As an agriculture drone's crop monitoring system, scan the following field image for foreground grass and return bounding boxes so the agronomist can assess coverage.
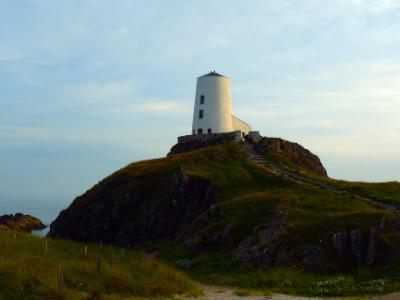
[0,231,200,300]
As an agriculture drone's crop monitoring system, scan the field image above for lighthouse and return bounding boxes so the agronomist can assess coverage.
[192,71,251,136]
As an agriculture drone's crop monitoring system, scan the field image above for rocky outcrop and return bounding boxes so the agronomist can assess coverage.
[49,169,215,247]
[234,203,294,267]
[0,213,46,232]
[235,212,400,271]
[179,213,235,252]
[233,204,325,272]
[169,134,328,177]
[254,137,328,177]
[331,217,400,267]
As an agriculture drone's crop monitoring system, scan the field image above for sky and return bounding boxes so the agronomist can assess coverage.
[0,0,399,208]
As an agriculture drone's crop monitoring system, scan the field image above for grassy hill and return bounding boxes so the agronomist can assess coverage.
[43,140,400,297]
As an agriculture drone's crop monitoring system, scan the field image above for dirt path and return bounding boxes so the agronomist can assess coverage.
[242,143,400,212]
[175,284,400,300]
[179,284,317,299]
[191,285,400,299]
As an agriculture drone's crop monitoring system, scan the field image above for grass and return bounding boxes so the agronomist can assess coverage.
[0,231,200,300]
[173,144,385,247]
[326,180,400,206]
[172,144,394,253]
[153,242,400,297]
[259,145,400,207]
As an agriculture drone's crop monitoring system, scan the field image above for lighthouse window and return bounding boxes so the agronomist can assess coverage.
[198,128,203,134]
[200,95,205,104]
[208,128,212,134]
[199,109,204,119]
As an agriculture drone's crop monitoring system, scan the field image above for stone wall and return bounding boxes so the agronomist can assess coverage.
[177,131,242,144]
[169,131,242,156]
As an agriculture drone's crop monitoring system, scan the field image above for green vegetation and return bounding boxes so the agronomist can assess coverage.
[152,242,400,297]
[326,180,400,206]
[0,231,200,300]
[262,149,315,176]
[170,143,393,254]
[260,146,400,206]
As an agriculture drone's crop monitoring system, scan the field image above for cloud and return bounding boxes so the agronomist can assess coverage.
[62,80,136,103]
[0,54,20,61]
[232,58,400,166]
[96,100,191,116]
[369,0,400,12]
[349,0,400,13]
[0,124,170,147]
[60,80,191,117]
[0,48,22,61]
[135,101,190,113]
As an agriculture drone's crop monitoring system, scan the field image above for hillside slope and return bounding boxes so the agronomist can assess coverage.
[49,139,400,274]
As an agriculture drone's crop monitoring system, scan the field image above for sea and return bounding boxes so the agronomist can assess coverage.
[0,200,68,236]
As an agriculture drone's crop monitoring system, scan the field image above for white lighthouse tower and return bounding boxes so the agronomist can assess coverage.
[192,71,251,135]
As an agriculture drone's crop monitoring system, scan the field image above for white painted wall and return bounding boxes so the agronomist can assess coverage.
[232,115,252,135]
[192,73,234,134]
[191,72,252,136]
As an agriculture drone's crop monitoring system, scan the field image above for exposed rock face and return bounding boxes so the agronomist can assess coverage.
[234,210,400,271]
[234,204,294,267]
[49,169,215,246]
[179,213,235,252]
[332,231,349,256]
[0,213,46,232]
[254,137,328,177]
[233,204,325,272]
[331,217,400,266]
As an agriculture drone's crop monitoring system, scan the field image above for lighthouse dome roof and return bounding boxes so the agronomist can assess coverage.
[198,71,228,79]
